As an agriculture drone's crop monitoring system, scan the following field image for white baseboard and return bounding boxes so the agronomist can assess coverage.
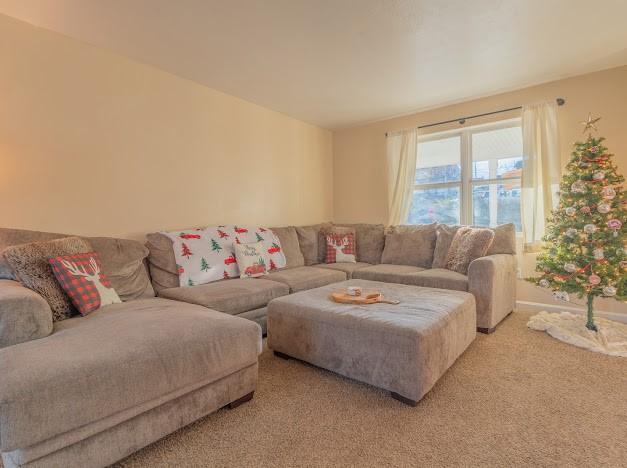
[516,301,627,324]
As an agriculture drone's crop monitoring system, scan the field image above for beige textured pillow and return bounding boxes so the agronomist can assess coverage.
[3,236,92,321]
[381,230,437,268]
[445,227,495,275]
[432,225,461,268]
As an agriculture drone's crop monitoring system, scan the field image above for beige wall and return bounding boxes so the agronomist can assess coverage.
[333,65,627,315]
[0,15,333,240]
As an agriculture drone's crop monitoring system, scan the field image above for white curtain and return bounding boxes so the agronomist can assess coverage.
[521,102,561,252]
[386,129,418,225]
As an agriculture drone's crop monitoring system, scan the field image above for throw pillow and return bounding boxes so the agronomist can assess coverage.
[2,236,92,321]
[325,233,356,263]
[233,242,269,278]
[486,223,517,255]
[49,252,121,315]
[320,226,355,263]
[381,230,437,268]
[445,227,495,274]
[432,225,461,268]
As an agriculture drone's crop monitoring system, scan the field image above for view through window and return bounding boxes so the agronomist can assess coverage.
[407,120,522,231]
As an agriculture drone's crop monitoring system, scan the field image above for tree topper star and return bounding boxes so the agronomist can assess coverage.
[581,113,601,134]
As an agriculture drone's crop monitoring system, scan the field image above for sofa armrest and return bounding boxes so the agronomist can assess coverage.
[0,280,53,348]
[467,254,517,331]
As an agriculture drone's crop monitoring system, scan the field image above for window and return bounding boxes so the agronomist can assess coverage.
[407,119,522,231]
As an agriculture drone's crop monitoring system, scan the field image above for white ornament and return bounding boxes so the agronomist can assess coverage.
[564,263,577,273]
[593,248,604,260]
[539,279,550,288]
[592,171,605,181]
[565,228,578,238]
[565,207,577,216]
[583,224,597,234]
[553,291,570,302]
[597,203,611,214]
[601,187,616,199]
[571,180,586,193]
[602,286,616,297]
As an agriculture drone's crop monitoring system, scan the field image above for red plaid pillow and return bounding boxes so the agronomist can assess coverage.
[49,252,121,315]
[325,233,356,263]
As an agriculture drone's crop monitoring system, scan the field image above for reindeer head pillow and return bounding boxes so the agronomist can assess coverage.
[49,252,121,316]
[325,232,356,264]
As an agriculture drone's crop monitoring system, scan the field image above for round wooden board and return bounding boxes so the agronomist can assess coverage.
[330,292,383,305]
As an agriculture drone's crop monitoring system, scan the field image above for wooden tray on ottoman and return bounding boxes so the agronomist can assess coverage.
[330,291,400,305]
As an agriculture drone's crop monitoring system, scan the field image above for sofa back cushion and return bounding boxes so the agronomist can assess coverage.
[3,237,92,321]
[381,228,437,268]
[145,232,180,292]
[486,223,516,255]
[0,228,154,300]
[334,223,385,264]
[269,226,304,268]
[432,224,461,268]
[295,223,332,266]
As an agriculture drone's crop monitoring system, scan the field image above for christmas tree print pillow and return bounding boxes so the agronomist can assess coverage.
[233,241,269,278]
[231,226,287,271]
[49,252,121,316]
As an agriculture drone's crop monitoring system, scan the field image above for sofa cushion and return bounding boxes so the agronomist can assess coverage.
[159,278,288,315]
[410,268,469,291]
[0,228,66,280]
[295,223,332,266]
[145,232,180,291]
[269,227,304,268]
[336,223,385,264]
[264,266,346,293]
[486,223,517,255]
[386,223,437,234]
[352,264,426,284]
[381,230,437,268]
[3,237,92,321]
[87,237,155,300]
[0,228,155,300]
[0,298,261,452]
[315,262,372,279]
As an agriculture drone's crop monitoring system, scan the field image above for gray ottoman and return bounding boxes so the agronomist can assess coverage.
[267,279,476,405]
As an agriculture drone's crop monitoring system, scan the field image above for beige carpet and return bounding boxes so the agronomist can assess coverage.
[113,311,627,467]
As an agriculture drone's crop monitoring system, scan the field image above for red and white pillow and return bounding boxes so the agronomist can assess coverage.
[49,252,121,315]
[163,225,286,287]
[233,242,269,278]
[325,233,356,263]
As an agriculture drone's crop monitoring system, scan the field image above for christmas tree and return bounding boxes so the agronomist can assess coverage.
[181,243,193,259]
[527,115,626,331]
[210,238,222,252]
[256,232,264,242]
[200,257,210,272]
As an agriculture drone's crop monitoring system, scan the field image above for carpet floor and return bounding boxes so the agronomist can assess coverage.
[114,310,627,467]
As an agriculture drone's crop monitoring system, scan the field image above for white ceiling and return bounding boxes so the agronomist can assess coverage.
[2,0,627,129]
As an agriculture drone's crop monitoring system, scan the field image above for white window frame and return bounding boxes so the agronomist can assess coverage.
[413,118,522,227]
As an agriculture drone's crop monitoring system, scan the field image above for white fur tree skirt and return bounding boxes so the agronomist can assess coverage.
[527,311,627,357]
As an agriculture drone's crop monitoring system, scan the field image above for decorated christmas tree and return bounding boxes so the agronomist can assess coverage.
[527,115,626,331]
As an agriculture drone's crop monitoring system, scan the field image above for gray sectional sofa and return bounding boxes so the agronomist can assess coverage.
[0,221,516,467]
[146,222,517,334]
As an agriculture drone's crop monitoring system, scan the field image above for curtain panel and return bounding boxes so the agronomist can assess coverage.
[521,102,561,253]
[386,129,418,225]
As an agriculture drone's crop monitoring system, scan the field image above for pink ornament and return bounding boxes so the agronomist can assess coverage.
[580,206,591,214]
[588,275,601,285]
[601,187,616,199]
[590,146,599,153]
[607,219,622,230]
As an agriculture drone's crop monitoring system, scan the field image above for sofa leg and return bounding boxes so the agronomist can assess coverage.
[391,392,418,407]
[477,310,513,334]
[227,391,254,410]
[274,350,291,360]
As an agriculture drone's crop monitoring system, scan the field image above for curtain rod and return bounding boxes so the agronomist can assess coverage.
[385,97,565,136]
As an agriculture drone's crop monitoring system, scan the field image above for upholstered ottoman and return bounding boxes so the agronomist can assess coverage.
[267,279,476,405]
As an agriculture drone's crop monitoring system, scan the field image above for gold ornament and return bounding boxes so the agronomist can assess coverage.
[581,113,601,134]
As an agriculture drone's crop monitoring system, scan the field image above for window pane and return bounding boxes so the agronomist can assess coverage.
[472,180,521,231]
[408,186,460,225]
[416,135,461,184]
[472,126,522,180]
